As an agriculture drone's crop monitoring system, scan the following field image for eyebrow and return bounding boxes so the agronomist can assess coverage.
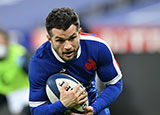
[55,33,76,40]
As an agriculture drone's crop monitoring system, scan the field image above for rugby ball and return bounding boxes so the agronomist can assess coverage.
[46,73,89,113]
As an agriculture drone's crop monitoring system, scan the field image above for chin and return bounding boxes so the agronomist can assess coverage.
[64,58,73,61]
[63,56,74,61]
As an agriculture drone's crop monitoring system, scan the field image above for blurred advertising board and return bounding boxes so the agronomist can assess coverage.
[91,25,160,54]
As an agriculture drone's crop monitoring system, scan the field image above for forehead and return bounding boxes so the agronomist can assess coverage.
[51,25,77,38]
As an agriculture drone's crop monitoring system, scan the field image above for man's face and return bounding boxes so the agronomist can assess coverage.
[47,24,80,61]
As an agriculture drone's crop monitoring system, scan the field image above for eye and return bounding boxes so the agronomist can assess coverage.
[56,39,65,43]
[69,36,76,41]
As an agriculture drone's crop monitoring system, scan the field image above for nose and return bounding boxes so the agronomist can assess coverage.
[64,40,72,50]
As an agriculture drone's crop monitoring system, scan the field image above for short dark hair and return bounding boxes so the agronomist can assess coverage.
[45,7,80,37]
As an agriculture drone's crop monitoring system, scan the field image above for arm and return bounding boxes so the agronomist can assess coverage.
[29,82,88,115]
[92,42,123,114]
[29,59,68,115]
[70,79,122,115]
[91,79,123,114]
[29,59,88,115]
[30,101,67,115]
[29,57,67,115]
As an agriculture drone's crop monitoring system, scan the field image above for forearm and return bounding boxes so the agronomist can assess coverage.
[91,79,123,114]
[30,101,68,115]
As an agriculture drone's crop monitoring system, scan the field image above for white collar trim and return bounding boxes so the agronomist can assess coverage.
[51,44,81,63]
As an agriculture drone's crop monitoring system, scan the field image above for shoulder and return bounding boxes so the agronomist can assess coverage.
[32,41,51,59]
[80,32,112,52]
[80,32,109,47]
[80,33,115,62]
[29,41,52,71]
[29,41,59,76]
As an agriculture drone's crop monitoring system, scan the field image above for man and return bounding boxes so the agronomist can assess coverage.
[29,8,123,115]
[0,29,29,115]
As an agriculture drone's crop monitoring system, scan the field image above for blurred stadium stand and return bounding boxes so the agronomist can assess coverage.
[0,0,160,31]
[1,0,160,114]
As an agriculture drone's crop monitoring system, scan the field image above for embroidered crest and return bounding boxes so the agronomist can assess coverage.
[85,59,97,71]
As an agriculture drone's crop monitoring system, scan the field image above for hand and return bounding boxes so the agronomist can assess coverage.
[70,106,94,115]
[60,82,88,109]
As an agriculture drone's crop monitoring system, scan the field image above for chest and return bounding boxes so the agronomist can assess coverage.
[61,57,98,87]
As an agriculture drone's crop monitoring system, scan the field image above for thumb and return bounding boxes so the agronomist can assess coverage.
[85,106,94,112]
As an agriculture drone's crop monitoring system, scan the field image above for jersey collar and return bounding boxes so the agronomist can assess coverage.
[51,44,81,63]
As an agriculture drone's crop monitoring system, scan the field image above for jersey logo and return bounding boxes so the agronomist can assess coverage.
[85,59,97,71]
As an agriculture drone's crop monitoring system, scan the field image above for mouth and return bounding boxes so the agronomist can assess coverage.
[63,51,74,57]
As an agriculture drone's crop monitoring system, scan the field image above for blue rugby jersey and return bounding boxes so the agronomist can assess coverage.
[29,32,123,115]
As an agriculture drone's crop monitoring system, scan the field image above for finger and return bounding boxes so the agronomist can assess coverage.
[78,92,88,104]
[72,84,81,93]
[79,97,88,105]
[76,87,86,97]
[61,82,68,91]
[78,90,88,100]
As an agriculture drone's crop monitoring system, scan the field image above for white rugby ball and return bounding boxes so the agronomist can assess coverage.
[46,73,89,113]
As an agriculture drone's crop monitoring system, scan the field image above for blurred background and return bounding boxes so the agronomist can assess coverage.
[0,0,160,115]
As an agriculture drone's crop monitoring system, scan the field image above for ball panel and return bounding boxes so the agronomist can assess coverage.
[46,85,59,103]
[56,78,78,91]
[46,75,60,98]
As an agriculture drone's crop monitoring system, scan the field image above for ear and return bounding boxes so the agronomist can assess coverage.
[79,27,82,33]
[46,34,51,43]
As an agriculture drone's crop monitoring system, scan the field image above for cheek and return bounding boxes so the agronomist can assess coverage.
[53,44,59,50]
[74,39,79,48]
[53,43,63,53]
